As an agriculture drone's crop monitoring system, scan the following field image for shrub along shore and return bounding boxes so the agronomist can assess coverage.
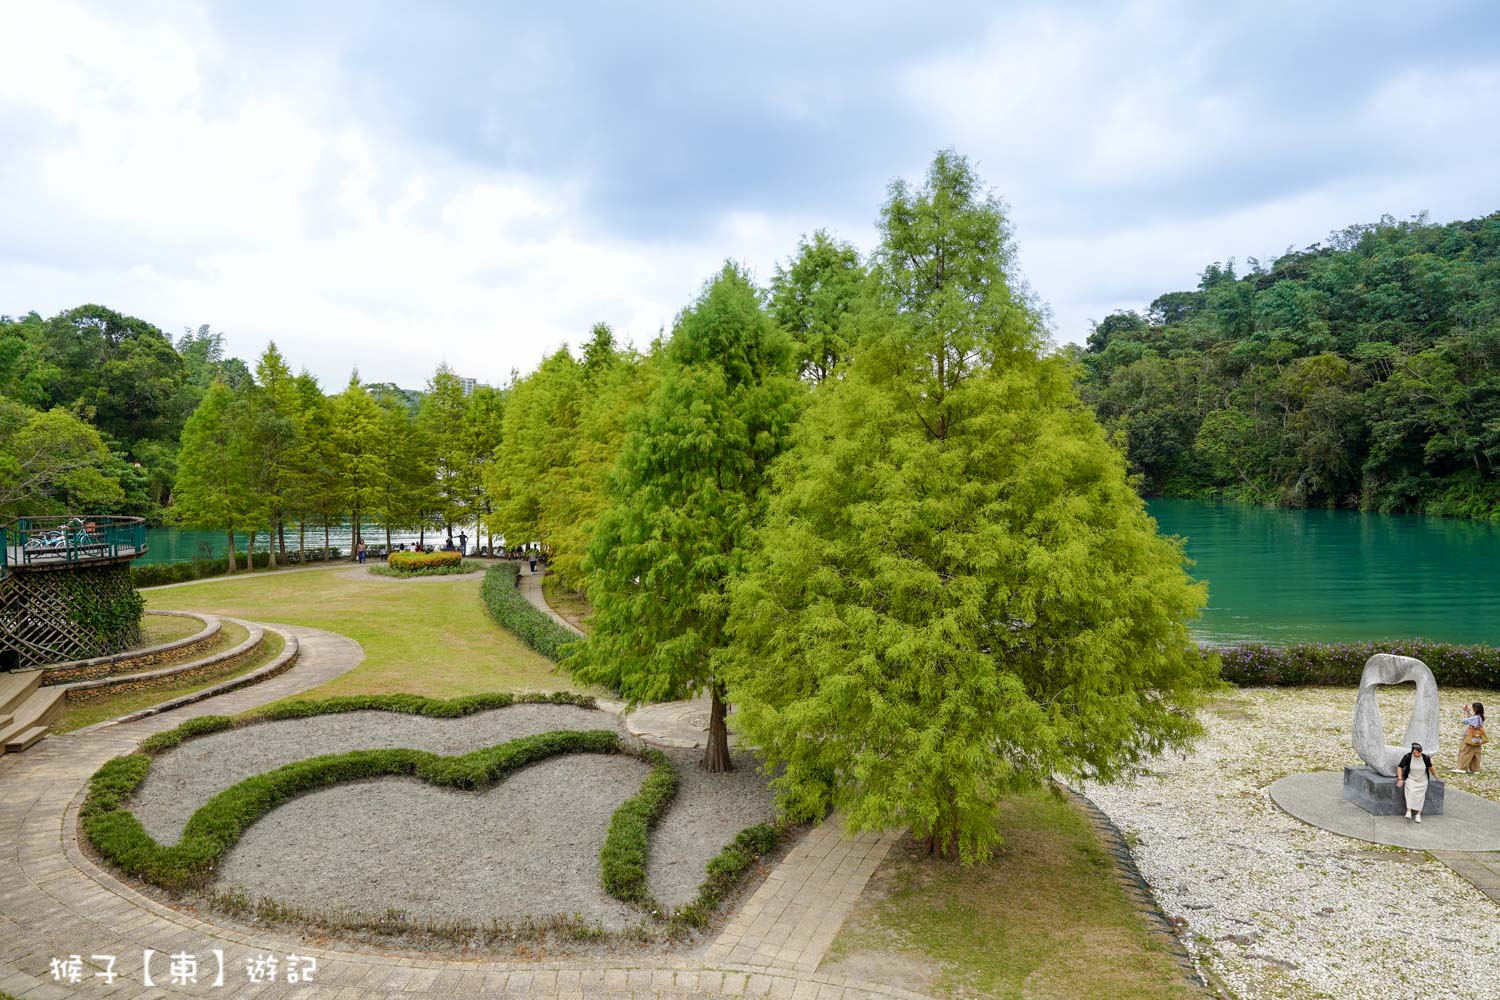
[1215,638,1500,687]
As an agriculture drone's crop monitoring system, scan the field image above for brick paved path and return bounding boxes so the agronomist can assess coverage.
[0,623,928,1000]
[706,824,901,975]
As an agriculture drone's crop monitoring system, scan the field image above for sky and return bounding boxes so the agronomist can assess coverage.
[2,0,1498,390]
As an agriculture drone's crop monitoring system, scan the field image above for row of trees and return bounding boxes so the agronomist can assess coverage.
[494,151,1215,860]
[1078,211,1500,517]
[171,357,501,568]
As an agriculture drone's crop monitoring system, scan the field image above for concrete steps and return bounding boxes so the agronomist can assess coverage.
[0,669,42,715]
[0,684,65,754]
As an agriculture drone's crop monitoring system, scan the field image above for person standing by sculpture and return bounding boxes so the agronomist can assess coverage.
[1396,742,1435,822]
[1454,702,1486,774]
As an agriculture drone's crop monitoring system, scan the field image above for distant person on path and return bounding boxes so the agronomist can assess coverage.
[1454,702,1486,774]
[1396,742,1435,822]
[459,531,467,555]
[529,551,538,574]
[356,540,367,564]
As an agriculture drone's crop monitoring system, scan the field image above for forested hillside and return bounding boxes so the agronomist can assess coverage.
[0,306,249,520]
[1078,212,1500,518]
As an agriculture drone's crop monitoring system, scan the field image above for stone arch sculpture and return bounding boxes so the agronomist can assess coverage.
[1352,653,1439,777]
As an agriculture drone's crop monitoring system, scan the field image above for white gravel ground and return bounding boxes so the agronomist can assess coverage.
[1083,686,1500,1000]
[216,756,651,930]
[128,703,777,930]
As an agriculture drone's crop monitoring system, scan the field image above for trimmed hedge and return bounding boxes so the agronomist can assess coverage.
[85,727,619,891]
[481,563,580,661]
[669,823,781,932]
[388,550,463,571]
[599,747,678,909]
[132,548,343,588]
[370,558,482,578]
[1219,639,1500,687]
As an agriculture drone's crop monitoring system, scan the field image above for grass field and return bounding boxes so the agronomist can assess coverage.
[142,563,585,700]
[822,791,1199,999]
[53,630,285,733]
[136,612,206,646]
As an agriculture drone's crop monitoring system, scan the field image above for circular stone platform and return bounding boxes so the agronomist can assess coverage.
[1270,771,1500,851]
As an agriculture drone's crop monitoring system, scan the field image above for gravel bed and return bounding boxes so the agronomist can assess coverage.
[131,704,621,843]
[216,756,650,931]
[1083,685,1500,1000]
[648,748,778,908]
[126,703,779,933]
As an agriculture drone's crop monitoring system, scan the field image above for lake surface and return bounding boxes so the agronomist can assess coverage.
[1147,498,1500,646]
[138,525,481,565]
[142,502,1500,646]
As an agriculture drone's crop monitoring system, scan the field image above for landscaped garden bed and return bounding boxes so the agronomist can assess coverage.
[83,693,781,952]
[369,551,485,577]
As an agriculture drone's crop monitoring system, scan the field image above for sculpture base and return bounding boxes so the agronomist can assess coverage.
[1343,765,1444,816]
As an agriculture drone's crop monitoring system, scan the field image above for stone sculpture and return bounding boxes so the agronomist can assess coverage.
[1351,653,1440,776]
[1344,653,1445,815]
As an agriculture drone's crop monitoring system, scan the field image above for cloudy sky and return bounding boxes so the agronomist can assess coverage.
[2,1,1497,389]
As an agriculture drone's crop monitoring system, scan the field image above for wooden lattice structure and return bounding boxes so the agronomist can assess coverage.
[1,516,148,669]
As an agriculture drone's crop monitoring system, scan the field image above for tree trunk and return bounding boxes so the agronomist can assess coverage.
[246,529,257,571]
[323,519,331,562]
[385,525,391,552]
[266,524,277,569]
[351,506,360,561]
[278,519,287,559]
[702,684,733,774]
[299,520,306,563]
[226,530,237,573]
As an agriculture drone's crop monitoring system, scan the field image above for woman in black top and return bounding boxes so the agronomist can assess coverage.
[1395,742,1435,822]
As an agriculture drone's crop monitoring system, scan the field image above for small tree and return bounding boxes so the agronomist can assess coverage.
[568,264,802,772]
[725,151,1217,860]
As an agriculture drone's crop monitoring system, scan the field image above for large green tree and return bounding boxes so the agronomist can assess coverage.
[569,265,802,772]
[725,151,1216,860]
[170,382,256,571]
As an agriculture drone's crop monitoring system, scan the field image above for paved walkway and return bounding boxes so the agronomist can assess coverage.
[706,823,901,975]
[517,564,585,637]
[0,622,929,999]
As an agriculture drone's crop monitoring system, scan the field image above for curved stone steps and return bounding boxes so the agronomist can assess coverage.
[39,611,221,686]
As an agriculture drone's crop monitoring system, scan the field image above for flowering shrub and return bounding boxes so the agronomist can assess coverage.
[387,550,463,572]
[1218,639,1500,688]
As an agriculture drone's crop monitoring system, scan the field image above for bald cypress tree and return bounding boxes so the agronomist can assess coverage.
[725,151,1216,858]
[569,263,802,772]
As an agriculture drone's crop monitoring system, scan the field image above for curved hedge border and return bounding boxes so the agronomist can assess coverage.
[599,747,678,909]
[481,563,579,661]
[83,689,784,939]
[1219,639,1500,687]
[85,729,619,891]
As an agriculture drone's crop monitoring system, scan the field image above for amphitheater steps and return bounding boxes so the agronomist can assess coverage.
[0,684,65,754]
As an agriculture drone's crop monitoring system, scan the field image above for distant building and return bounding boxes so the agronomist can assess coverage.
[457,376,479,396]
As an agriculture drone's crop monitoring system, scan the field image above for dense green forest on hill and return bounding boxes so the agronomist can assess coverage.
[1077,212,1500,518]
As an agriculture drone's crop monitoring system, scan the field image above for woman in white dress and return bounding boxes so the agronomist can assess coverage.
[1396,742,1434,822]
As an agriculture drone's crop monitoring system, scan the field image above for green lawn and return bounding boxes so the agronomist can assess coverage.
[142,564,585,700]
[53,630,284,733]
[137,611,207,646]
[823,790,1199,999]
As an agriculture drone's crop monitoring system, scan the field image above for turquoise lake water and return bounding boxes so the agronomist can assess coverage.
[1146,498,1500,646]
[139,501,1500,646]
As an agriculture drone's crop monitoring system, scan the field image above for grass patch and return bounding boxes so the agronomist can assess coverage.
[51,629,283,734]
[481,563,580,663]
[137,612,207,646]
[823,790,1199,999]
[141,563,587,700]
[369,559,485,578]
[541,576,594,633]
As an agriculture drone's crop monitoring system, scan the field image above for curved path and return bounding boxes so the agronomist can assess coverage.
[0,622,928,1000]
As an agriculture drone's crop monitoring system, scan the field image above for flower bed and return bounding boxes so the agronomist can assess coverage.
[387,550,464,572]
[1218,639,1500,687]
[481,563,579,661]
